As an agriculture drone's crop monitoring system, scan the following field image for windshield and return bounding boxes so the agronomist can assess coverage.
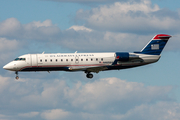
[14,58,26,61]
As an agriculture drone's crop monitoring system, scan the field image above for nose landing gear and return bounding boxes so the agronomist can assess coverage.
[15,71,19,80]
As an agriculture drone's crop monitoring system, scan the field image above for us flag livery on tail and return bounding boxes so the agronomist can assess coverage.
[3,34,171,79]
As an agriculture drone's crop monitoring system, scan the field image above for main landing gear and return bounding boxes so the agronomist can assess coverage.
[15,71,19,80]
[86,72,93,79]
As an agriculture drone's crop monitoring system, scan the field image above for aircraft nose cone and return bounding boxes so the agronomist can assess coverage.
[3,63,15,71]
[3,64,10,70]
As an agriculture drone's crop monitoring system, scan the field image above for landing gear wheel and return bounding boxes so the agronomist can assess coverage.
[15,76,19,80]
[86,73,93,79]
[15,71,19,80]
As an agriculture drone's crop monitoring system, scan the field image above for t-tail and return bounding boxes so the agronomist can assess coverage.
[135,34,171,55]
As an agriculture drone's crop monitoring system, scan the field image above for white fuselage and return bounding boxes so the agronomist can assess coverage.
[3,52,160,72]
[2,34,171,79]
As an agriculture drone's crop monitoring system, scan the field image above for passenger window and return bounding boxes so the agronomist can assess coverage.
[45,59,47,62]
[96,58,98,61]
[71,59,73,61]
[66,59,68,61]
[101,58,103,61]
[50,59,52,62]
[91,58,93,61]
[81,59,83,61]
[56,59,58,62]
[86,59,88,61]
[61,59,63,62]
[40,59,42,62]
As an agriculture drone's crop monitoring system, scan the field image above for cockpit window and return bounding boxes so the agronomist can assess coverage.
[14,58,26,61]
[14,58,19,61]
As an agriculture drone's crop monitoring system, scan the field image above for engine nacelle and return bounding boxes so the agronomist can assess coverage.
[115,52,129,62]
[115,52,140,62]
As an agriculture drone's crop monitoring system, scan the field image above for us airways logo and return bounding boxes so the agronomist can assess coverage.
[99,61,112,64]
[99,61,103,64]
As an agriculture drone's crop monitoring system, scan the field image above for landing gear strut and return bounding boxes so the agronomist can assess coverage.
[86,73,93,79]
[15,71,19,80]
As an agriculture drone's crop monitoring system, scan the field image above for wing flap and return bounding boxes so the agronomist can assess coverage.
[68,65,108,73]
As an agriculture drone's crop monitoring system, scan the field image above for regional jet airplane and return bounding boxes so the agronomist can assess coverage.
[3,34,171,79]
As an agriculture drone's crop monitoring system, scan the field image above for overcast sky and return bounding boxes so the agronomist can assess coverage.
[1,0,180,119]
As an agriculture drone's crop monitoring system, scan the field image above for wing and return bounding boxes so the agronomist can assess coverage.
[68,65,108,73]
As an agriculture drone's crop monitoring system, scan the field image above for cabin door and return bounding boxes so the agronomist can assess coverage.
[31,54,38,67]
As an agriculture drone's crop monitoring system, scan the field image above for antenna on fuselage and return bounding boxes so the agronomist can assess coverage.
[75,51,77,53]
[42,51,45,54]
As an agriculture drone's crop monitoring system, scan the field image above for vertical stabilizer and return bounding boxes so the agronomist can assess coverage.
[139,34,171,55]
